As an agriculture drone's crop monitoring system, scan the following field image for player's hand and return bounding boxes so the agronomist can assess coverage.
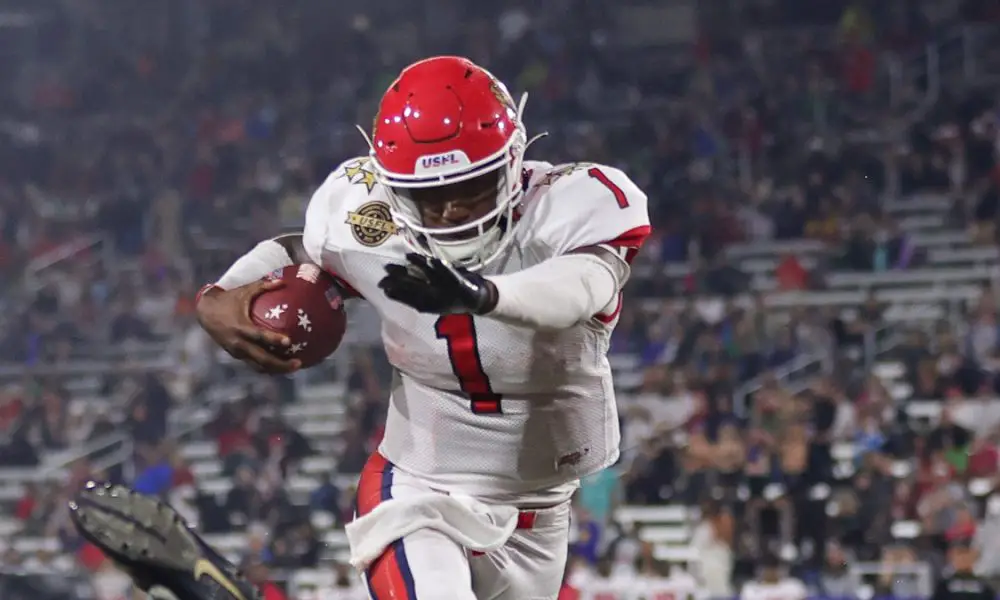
[195,280,302,374]
[379,253,498,315]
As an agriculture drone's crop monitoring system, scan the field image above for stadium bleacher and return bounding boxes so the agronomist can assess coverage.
[4,0,1000,598]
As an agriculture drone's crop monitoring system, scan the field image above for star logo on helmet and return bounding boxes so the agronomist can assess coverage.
[490,80,516,112]
[342,158,378,192]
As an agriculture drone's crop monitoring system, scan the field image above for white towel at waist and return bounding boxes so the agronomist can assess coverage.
[345,493,520,571]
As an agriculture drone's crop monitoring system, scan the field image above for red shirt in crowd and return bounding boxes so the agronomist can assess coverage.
[260,581,287,600]
[776,255,809,290]
[558,582,581,600]
[843,44,875,94]
[968,443,1000,477]
[78,542,108,571]
[217,428,252,457]
[15,494,35,520]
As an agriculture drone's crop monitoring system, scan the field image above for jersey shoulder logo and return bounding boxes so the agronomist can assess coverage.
[538,162,594,187]
[346,200,398,247]
[340,158,378,193]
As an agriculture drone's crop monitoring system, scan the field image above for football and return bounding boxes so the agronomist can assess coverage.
[249,264,347,368]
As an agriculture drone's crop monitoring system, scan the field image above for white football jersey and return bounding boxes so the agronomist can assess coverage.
[740,578,808,600]
[302,157,650,501]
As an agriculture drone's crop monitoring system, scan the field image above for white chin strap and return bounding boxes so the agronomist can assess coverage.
[426,226,502,267]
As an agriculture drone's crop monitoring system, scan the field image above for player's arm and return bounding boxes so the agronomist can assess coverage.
[485,245,625,330]
[484,165,649,330]
[207,171,337,293]
[202,234,301,295]
[381,165,649,329]
[386,243,634,330]
[195,170,344,373]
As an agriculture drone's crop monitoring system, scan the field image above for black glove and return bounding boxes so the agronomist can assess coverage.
[379,253,498,315]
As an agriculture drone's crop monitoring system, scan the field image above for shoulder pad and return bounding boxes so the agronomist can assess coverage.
[525,162,651,259]
[303,157,401,260]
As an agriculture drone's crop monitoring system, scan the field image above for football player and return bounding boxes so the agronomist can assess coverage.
[72,56,650,600]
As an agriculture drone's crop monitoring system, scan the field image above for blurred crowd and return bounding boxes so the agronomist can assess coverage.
[2,0,970,367]
[2,0,1000,599]
[562,283,1000,596]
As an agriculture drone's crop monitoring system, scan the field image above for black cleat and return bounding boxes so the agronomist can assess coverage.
[69,482,262,600]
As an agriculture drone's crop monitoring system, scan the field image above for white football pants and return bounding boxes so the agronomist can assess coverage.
[353,452,570,600]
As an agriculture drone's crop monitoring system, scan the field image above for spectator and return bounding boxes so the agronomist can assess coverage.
[775,254,810,291]
[577,463,622,529]
[244,560,287,600]
[571,510,604,567]
[315,561,368,600]
[127,395,167,448]
[817,540,855,596]
[224,466,261,529]
[875,544,925,598]
[602,520,643,579]
[932,542,995,600]
[310,473,343,520]
[974,496,1000,577]
[131,443,175,497]
[740,555,807,600]
[91,561,132,600]
[691,498,735,598]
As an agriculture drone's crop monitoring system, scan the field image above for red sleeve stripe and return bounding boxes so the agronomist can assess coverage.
[594,294,623,324]
[599,225,651,265]
[592,224,650,324]
[601,225,652,249]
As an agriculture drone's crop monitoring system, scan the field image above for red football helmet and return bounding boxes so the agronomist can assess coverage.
[363,56,533,270]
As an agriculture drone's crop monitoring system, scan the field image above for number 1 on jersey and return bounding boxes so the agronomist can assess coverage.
[587,167,629,208]
[435,314,502,414]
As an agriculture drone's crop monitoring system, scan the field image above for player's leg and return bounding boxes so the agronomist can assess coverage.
[356,453,477,600]
[469,501,570,600]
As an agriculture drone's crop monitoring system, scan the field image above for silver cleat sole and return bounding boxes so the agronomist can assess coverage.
[69,482,199,572]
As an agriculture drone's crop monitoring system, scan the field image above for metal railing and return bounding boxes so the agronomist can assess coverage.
[900,43,941,125]
[862,320,907,372]
[0,356,175,380]
[959,23,1000,86]
[733,317,904,416]
[0,429,130,484]
[887,22,1000,126]
[22,235,110,291]
[733,351,832,416]
[0,390,219,487]
[0,235,112,337]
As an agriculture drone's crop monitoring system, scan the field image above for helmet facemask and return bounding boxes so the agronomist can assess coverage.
[362,89,541,272]
[382,131,527,271]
